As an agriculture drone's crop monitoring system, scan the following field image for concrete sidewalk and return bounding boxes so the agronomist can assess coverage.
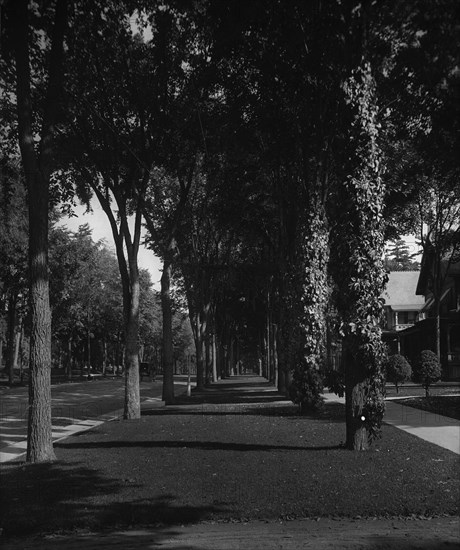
[323,391,460,455]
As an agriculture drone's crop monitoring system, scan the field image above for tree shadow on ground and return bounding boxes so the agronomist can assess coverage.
[174,391,287,406]
[0,460,224,538]
[244,402,346,424]
[55,439,342,453]
[142,401,345,425]
[173,378,286,406]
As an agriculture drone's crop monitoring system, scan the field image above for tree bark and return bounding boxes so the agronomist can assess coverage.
[67,337,72,380]
[13,324,22,372]
[205,329,212,385]
[272,323,279,388]
[6,293,18,386]
[12,0,68,462]
[434,298,441,362]
[195,333,205,388]
[212,332,218,382]
[161,258,175,404]
[344,345,369,451]
[102,339,107,376]
[124,259,141,418]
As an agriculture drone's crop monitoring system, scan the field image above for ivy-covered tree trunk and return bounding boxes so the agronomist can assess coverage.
[289,195,329,413]
[334,63,387,450]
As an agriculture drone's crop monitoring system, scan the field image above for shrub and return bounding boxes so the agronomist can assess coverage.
[385,354,412,394]
[289,365,324,413]
[324,368,345,398]
[413,350,442,397]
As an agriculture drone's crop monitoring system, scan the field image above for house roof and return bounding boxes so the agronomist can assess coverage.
[383,271,425,311]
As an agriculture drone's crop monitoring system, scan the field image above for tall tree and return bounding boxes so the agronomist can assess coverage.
[4,0,68,462]
[385,239,420,271]
[331,3,388,451]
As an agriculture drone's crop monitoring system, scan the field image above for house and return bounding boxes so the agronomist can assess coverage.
[330,262,460,380]
[395,251,460,380]
[381,271,425,354]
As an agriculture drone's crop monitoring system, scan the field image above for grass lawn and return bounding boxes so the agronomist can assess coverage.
[0,399,458,537]
[384,384,460,399]
[392,395,460,421]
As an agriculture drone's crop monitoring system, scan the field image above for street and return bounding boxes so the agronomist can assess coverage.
[0,377,189,463]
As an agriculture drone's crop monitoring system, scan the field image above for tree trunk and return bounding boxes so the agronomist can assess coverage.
[188,309,203,389]
[222,344,229,379]
[18,327,24,383]
[205,330,212,385]
[161,258,175,404]
[13,326,21,371]
[86,307,91,370]
[12,0,67,463]
[67,337,72,380]
[272,323,279,388]
[26,170,55,461]
[266,311,271,382]
[0,335,3,372]
[124,268,141,419]
[102,339,107,376]
[7,293,18,385]
[195,333,204,388]
[434,298,441,362]
[27,247,55,462]
[278,368,286,394]
[212,333,218,382]
[344,345,369,450]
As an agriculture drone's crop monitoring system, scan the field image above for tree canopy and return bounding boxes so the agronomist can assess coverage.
[1,0,458,458]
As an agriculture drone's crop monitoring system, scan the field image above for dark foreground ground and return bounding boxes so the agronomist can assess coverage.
[0,376,459,549]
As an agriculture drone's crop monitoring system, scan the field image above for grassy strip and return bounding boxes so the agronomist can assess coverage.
[384,385,460,399]
[0,401,458,537]
[392,396,460,421]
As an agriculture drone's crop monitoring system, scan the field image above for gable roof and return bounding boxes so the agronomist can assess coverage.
[383,271,425,311]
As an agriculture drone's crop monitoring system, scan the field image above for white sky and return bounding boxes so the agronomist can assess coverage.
[387,235,423,259]
[57,200,163,290]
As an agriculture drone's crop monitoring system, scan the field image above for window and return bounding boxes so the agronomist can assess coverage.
[398,311,417,325]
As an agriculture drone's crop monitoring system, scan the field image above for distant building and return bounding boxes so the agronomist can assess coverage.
[383,254,460,380]
[404,253,460,380]
[381,271,425,354]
